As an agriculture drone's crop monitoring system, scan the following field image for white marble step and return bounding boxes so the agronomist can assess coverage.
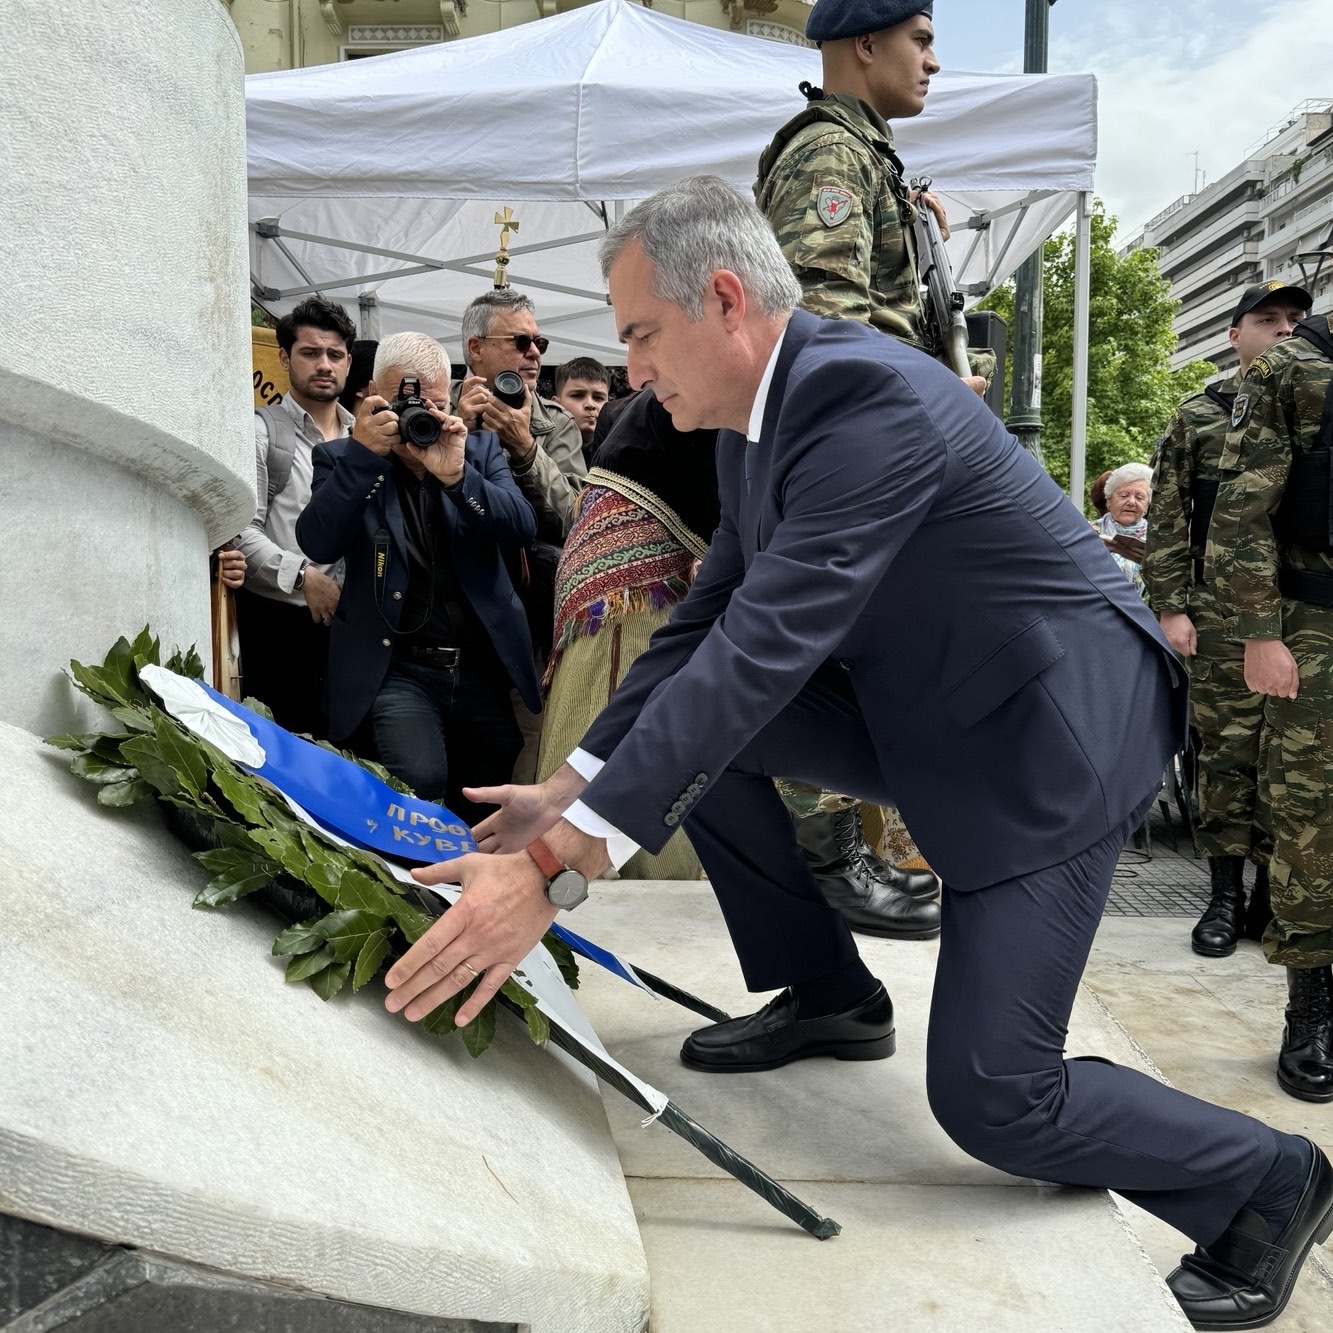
[574,879,1196,1333]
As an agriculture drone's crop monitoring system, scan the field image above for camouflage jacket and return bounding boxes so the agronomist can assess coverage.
[1143,373,1238,615]
[754,92,925,347]
[1205,333,1333,639]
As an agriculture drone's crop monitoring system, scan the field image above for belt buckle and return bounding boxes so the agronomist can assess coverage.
[424,645,460,668]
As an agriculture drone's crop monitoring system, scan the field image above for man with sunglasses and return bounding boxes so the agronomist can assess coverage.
[457,290,586,541]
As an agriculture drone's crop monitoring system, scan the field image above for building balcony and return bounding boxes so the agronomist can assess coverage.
[1157,201,1263,279]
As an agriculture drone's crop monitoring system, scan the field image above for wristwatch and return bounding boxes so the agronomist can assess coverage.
[294,559,309,591]
[526,836,589,910]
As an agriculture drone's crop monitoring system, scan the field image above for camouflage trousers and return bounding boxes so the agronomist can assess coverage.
[774,778,925,867]
[1188,587,1270,862]
[1258,598,1333,968]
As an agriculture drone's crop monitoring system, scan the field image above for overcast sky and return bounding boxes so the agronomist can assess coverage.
[932,0,1333,240]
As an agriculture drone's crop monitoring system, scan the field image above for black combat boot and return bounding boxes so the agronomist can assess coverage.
[795,808,940,940]
[1243,862,1272,943]
[1278,965,1333,1103]
[1191,855,1246,957]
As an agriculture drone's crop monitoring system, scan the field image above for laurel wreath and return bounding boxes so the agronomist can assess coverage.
[46,629,577,1058]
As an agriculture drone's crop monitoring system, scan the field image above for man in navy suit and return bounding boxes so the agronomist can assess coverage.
[383,180,1331,1328]
[295,332,540,826]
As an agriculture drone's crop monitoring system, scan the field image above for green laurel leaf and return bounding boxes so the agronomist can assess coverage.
[127,626,161,669]
[108,704,154,733]
[523,1004,550,1046]
[248,826,311,880]
[542,931,580,990]
[241,695,275,722]
[213,764,269,825]
[69,752,136,785]
[461,1002,498,1058]
[119,735,181,796]
[317,908,387,963]
[271,917,328,957]
[151,714,206,800]
[286,945,336,982]
[309,960,350,1000]
[193,845,278,907]
[352,930,390,991]
[96,776,152,807]
[45,733,97,753]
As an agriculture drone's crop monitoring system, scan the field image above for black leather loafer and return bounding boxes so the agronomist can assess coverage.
[1167,1140,1333,1330]
[680,983,895,1073]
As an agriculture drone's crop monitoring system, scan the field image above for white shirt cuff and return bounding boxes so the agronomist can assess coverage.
[562,751,639,869]
[566,747,604,781]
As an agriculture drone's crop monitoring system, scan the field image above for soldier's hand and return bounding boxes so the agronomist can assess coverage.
[1159,612,1197,657]
[1244,638,1299,699]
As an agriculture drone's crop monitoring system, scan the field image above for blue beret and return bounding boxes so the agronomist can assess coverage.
[806,0,933,43]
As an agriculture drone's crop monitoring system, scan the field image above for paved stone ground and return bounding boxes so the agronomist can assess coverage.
[1106,797,1212,918]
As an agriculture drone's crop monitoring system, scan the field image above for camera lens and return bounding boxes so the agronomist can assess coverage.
[493,371,526,409]
[399,403,441,447]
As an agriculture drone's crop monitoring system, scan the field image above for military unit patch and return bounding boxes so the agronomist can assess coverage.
[1249,354,1273,381]
[815,185,853,227]
[1231,394,1250,429]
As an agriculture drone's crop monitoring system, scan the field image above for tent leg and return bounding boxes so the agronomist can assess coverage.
[1069,192,1092,508]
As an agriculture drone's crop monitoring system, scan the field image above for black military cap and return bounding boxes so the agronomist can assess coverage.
[806,0,933,44]
[1230,279,1312,327]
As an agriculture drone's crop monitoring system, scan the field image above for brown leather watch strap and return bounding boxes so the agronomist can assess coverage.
[526,836,564,880]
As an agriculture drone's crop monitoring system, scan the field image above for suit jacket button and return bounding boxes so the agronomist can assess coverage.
[695,773,707,783]
[377,474,385,481]
[381,638,391,647]
[670,800,686,814]
[392,591,402,600]
[838,658,855,671]
[664,812,679,827]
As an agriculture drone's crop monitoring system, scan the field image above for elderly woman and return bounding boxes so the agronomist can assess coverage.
[1095,461,1152,593]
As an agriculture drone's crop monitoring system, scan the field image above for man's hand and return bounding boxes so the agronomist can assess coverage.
[1105,534,1147,565]
[414,404,467,487]
[480,387,536,461]
[469,763,589,853]
[457,373,491,427]
[302,567,340,624]
[1159,611,1197,657]
[214,547,246,589]
[352,394,399,455]
[386,850,559,1026]
[963,375,987,398]
[385,819,609,1027]
[912,189,950,241]
[1244,638,1299,698]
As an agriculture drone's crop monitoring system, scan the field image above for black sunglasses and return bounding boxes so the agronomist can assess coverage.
[479,333,549,355]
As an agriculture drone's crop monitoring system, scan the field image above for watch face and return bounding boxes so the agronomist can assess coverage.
[547,867,589,909]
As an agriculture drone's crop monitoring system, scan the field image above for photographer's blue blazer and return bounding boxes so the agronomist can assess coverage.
[296,430,540,745]
[578,309,1188,889]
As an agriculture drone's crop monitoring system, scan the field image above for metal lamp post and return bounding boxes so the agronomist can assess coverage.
[1007,0,1058,464]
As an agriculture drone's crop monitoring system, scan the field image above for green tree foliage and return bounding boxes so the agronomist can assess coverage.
[982,199,1214,507]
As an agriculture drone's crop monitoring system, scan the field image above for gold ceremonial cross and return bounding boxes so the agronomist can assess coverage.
[493,206,519,288]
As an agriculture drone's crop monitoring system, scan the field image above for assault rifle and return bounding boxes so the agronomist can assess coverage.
[910,176,971,379]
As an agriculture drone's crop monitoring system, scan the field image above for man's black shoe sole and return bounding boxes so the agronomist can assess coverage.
[841,918,941,940]
[1191,938,1238,958]
[680,1030,896,1073]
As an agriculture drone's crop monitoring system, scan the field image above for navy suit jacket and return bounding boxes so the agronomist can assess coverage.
[579,310,1187,889]
[296,430,541,744]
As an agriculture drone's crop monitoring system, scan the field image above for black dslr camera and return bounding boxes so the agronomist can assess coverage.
[492,370,527,409]
[376,376,441,448]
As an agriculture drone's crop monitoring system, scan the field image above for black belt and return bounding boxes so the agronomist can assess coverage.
[395,644,461,669]
[1278,567,1333,608]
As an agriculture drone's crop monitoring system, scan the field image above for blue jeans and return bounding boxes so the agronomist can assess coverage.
[370,659,521,827]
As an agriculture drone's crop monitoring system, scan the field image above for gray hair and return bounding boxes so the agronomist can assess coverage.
[460,289,537,349]
[599,175,802,320]
[374,331,453,387]
[1104,462,1153,503]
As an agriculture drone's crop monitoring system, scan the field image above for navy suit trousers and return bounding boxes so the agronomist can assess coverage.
[681,667,1276,1244]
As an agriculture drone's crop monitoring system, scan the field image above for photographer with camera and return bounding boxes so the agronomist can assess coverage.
[455,290,586,540]
[295,332,541,825]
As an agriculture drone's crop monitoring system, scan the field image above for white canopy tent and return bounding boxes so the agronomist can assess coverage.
[246,0,1097,493]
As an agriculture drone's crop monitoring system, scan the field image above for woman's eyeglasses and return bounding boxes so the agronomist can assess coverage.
[478,333,549,354]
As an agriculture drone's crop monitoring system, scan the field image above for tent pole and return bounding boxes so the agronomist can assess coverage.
[1069,191,1092,508]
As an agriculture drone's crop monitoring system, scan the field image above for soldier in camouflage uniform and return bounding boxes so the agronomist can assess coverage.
[1205,308,1333,1102]
[1144,282,1310,959]
[752,0,952,942]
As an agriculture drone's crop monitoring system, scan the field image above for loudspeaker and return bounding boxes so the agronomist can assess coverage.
[967,310,1008,419]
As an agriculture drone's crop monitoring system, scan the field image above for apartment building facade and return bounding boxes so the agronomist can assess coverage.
[1129,100,1333,376]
